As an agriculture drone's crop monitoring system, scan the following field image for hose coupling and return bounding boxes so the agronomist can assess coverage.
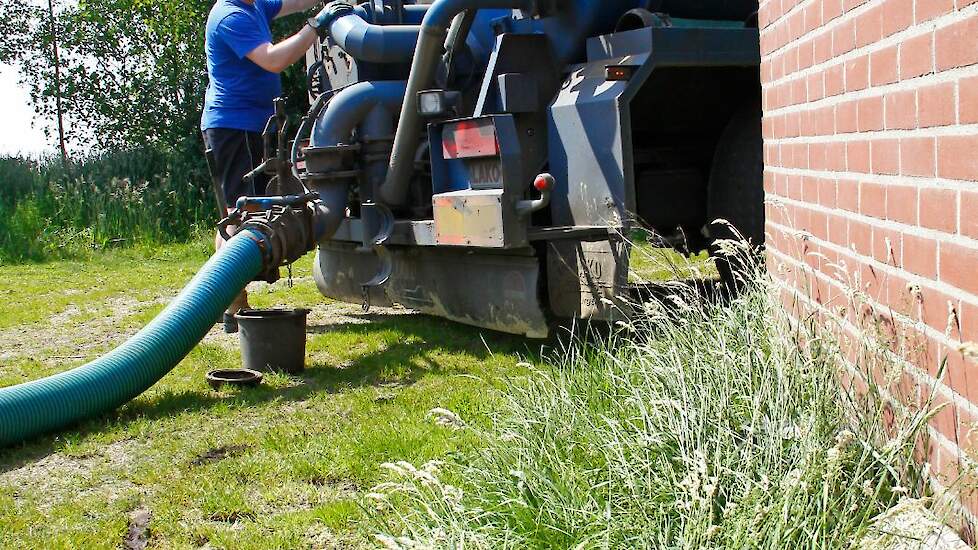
[218,193,324,283]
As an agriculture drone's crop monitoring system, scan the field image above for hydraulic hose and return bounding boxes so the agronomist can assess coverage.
[0,230,266,446]
[291,89,335,182]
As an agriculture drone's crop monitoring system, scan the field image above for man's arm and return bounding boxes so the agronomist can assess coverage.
[277,0,323,18]
[246,25,318,74]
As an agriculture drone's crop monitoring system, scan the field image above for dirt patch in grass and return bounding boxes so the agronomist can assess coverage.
[0,280,413,364]
[1,438,143,511]
[0,296,171,364]
[190,444,251,466]
[123,507,152,550]
[2,438,138,481]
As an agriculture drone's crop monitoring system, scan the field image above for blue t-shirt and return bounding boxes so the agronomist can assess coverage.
[201,0,284,132]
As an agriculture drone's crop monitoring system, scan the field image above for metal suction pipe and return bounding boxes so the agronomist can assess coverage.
[308,81,408,239]
[378,0,534,206]
[327,14,422,63]
[311,81,408,157]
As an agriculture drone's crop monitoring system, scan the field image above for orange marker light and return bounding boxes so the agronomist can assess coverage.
[605,65,636,81]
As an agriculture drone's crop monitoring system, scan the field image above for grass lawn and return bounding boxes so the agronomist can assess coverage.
[0,240,943,549]
[0,242,543,548]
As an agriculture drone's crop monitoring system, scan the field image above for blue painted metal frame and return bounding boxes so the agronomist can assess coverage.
[547,24,761,229]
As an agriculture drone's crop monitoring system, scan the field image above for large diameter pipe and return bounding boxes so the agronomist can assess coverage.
[378,0,533,206]
[311,81,407,148]
[327,15,422,63]
[309,81,407,240]
[0,231,266,446]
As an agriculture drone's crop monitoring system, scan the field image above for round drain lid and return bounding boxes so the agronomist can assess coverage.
[206,369,263,390]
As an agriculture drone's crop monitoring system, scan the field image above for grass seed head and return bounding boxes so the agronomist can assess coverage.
[958,342,978,359]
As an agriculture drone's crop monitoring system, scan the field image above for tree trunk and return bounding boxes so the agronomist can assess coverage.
[47,0,68,165]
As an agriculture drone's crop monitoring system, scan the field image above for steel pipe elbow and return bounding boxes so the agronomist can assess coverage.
[310,81,408,149]
[328,14,422,63]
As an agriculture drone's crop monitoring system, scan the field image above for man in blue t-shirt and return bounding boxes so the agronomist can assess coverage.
[202,0,346,332]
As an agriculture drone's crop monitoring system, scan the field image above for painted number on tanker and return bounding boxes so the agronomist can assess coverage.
[467,159,503,189]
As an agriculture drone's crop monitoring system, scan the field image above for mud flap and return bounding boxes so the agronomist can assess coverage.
[547,238,631,322]
[316,243,550,338]
[387,247,549,338]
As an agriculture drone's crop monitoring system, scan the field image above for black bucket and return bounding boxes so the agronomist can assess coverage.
[235,309,310,374]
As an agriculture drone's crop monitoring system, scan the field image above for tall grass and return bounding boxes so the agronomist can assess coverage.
[0,149,214,263]
[367,244,942,548]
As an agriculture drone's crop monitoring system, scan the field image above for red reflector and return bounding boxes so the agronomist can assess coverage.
[443,119,499,159]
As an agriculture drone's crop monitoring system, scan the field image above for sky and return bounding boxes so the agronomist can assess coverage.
[0,62,54,157]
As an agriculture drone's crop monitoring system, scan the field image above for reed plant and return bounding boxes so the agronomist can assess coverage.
[0,149,213,263]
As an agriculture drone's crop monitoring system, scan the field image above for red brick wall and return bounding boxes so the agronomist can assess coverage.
[759,0,978,520]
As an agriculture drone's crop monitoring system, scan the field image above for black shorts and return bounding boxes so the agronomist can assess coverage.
[203,128,270,211]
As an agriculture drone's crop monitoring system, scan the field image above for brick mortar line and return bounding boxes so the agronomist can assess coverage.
[778,289,978,527]
[759,0,821,36]
[763,61,978,119]
[764,165,978,194]
[760,0,976,69]
[775,272,978,479]
[765,123,978,143]
[766,168,965,232]
[762,5,978,94]
[776,278,972,441]
[768,190,978,258]
[767,249,977,416]
[766,209,978,311]
[769,263,978,428]
[759,0,865,49]
[927,473,978,529]
[763,20,942,91]
[929,424,978,480]
[767,242,972,350]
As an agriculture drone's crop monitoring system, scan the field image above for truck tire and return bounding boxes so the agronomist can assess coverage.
[707,101,764,290]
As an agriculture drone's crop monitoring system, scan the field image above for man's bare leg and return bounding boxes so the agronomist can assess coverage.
[215,226,249,331]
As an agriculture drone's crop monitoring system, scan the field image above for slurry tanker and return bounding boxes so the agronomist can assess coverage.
[0,0,762,444]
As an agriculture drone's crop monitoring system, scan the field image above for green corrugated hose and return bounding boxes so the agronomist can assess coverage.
[0,230,266,446]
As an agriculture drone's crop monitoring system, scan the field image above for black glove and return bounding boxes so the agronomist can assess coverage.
[308,1,355,38]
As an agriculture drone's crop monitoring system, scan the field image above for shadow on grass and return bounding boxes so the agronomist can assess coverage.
[0,276,731,471]
[631,277,729,306]
[0,312,541,472]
